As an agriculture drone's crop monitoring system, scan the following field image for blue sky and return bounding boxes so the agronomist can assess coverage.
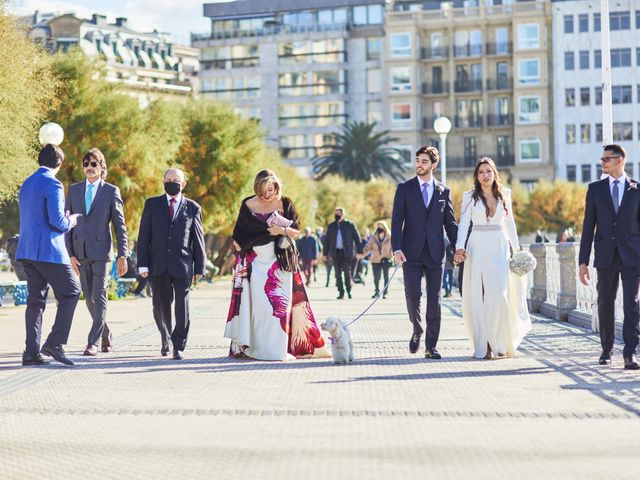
[10,0,231,44]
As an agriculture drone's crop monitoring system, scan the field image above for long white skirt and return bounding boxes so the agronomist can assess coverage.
[462,230,531,358]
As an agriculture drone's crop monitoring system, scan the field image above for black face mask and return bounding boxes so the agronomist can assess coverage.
[164,182,181,196]
[376,228,384,234]
[334,214,342,221]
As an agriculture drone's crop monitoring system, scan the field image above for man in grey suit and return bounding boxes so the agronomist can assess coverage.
[65,148,129,356]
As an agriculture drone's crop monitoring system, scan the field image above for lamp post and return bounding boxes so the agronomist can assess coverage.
[38,122,64,146]
[433,116,452,184]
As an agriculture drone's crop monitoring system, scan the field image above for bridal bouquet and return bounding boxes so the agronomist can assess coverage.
[509,250,537,277]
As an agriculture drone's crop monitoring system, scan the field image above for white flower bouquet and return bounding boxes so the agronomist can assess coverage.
[509,250,537,277]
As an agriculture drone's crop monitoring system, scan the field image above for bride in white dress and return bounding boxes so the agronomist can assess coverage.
[454,158,531,359]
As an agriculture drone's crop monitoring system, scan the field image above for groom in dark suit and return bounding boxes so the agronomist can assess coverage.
[137,168,206,359]
[579,144,640,370]
[392,146,457,359]
[65,148,129,356]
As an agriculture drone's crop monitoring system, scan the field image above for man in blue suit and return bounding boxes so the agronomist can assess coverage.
[392,146,457,359]
[579,144,640,370]
[16,144,81,366]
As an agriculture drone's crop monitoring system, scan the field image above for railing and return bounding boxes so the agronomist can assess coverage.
[486,114,513,127]
[485,42,513,55]
[453,44,483,58]
[454,115,483,128]
[454,79,483,93]
[387,2,547,25]
[446,154,514,169]
[191,22,348,42]
[420,46,449,60]
[422,81,449,95]
[486,77,512,91]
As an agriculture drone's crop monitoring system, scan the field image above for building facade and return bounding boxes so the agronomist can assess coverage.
[385,0,553,185]
[552,0,640,183]
[25,11,199,105]
[194,0,387,175]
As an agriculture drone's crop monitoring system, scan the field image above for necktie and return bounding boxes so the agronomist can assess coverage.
[422,183,429,208]
[169,198,176,221]
[612,180,620,213]
[85,184,94,213]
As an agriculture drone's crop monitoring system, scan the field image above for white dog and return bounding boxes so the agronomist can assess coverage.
[320,317,354,364]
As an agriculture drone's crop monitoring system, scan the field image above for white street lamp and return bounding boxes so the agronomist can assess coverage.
[38,122,64,146]
[433,115,452,184]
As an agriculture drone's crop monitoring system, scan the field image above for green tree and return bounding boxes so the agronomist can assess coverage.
[0,11,57,205]
[312,121,404,182]
[314,175,375,232]
[526,179,587,238]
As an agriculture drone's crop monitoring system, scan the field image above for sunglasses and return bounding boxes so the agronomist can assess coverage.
[83,160,99,168]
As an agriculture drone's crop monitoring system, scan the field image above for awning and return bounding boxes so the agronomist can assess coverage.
[126,46,139,65]
[138,50,152,68]
[80,38,99,57]
[151,51,165,69]
[165,55,177,68]
[99,41,116,62]
[115,42,133,66]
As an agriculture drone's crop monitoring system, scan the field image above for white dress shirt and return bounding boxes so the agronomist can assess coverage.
[609,174,626,209]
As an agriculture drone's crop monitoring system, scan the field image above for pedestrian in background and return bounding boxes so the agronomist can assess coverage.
[324,207,363,299]
[298,227,318,287]
[363,221,393,299]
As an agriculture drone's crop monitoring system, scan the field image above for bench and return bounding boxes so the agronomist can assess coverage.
[0,281,28,306]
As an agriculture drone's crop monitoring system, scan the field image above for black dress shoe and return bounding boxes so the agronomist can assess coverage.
[599,351,612,365]
[172,349,183,360]
[409,334,421,354]
[337,294,344,300]
[371,292,379,299]
[624,354,639,370]
[40,344,74,366]
[22,352,50,366]
[425,348,442,359]
[347,292,352,299]
[161,346,170,357]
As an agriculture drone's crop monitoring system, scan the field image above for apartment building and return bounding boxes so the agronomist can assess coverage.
[552,0,640,183]
[386,0,553,185]
[193,0,387,174]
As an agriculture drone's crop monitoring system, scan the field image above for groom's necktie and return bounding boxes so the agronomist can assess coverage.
[612,180,620,213]
[85,184,94,213]
[422,183,429,208]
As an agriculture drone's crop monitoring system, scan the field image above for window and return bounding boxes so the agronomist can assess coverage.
[611,48,631,67]
[579,13,589,32]
[518,59,540,85]
[564,51,575,70]
[470,30,483,56]
[353,6,367,25]
[613,122,633,141]
[637,48,640,66]
[497,135,512,163]
[520,139,541,163]
[367,68,381,93]
[594,13,601,32]
[311,70,344,95]
[279,72,308,96]
[596,123,603,142]
[579,50,589,69]
[581,124,591,143]
[464,137,477,163]
[390,33,411,57]
[566,165,577,182]
[594,50,601,68]
[519,96,541,123]
[391,66,412,92]
[353,4,383,25]
[391,103,412,127]
[367,101,382,123]
[595,87,602,105]
[564,15,574,33]
[517,23,540,49]
[566,124,576,144]
[612,85,632,104]
[610,11,630,30]
[636,10,640,28]
[565,88,575,107]
[496,28,508,54]
[392,145,413,167]
[580,87,590,105]
[280,135,309,159]
[433,100,444,119]
[581,165,592,183]
[367,5,383,24]
[366,38,382,61]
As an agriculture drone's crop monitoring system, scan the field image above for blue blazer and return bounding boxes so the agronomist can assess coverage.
[16,167,72,264]
[391,176,458,264]
[579,177,640,268]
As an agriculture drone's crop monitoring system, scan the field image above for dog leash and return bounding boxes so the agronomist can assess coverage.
[343,264,401,328]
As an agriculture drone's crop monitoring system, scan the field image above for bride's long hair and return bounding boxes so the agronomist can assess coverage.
[471,157,508,218]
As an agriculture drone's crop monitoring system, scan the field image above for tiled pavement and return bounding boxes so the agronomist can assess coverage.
[0,273,639,479]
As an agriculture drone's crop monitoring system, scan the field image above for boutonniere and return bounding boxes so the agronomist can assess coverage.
[627,182,638,191]
[436,183,445,194]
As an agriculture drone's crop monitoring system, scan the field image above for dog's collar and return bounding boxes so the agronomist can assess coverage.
[329,336,337,345]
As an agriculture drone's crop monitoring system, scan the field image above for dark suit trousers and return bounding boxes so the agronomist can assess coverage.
[79,260,110,346]
[150,274,191,351]
[402,253,444,350]
[332,249,352,295]
[22,260,80,355]
[596,250,640,357]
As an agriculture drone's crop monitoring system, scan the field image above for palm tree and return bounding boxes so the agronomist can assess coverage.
[312,121,405,182]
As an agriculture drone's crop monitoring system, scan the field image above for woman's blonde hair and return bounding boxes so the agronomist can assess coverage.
[253,169,282,198]
[376,220,389,233]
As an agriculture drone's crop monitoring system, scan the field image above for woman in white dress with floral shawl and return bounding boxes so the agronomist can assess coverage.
[454,158,531,359]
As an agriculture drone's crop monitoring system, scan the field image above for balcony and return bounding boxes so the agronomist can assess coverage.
[422,81,449,95]
[485,42,512,56]
[420,46,449,60]
[453,44,483,58]
[454,115,483,129]
[486,77,512,91]
[486,114,514,127]
[447,153,514,170]
[454,79,483,93]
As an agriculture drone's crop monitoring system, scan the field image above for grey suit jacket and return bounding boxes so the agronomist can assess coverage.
[65,180,129,261]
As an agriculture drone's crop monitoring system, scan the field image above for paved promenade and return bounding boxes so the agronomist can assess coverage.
[1,272,639,479]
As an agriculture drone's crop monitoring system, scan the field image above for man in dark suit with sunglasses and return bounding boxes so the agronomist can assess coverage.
[65,148,129,356]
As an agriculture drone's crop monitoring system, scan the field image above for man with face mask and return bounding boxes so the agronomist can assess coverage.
[323,207,363,299]
[137,168,206,359]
